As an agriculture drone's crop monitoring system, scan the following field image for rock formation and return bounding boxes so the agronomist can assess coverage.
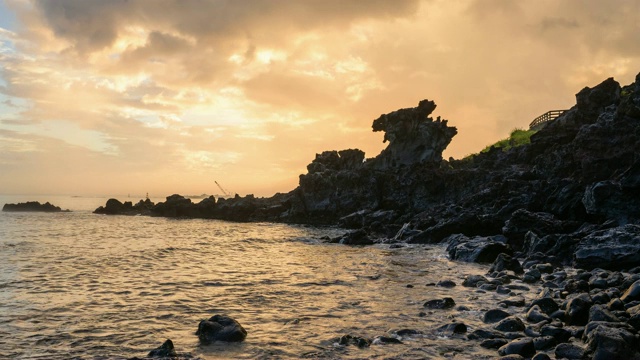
[3,201,69,212]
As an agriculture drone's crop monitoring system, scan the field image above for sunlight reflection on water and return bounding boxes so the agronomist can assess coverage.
[0,201,541,359]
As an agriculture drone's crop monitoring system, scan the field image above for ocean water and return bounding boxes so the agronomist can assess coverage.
[0,195,538,359]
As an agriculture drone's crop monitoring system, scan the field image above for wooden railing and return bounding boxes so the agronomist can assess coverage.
[529,110,567,130]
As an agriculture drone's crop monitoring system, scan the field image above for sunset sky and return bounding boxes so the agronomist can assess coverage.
[1,0,639,197]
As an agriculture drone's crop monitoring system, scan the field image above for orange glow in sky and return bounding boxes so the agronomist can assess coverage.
[1,0,639,197]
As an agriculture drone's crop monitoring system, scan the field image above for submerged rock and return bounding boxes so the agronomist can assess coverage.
[147,339,177,358]
[196,315,247,343]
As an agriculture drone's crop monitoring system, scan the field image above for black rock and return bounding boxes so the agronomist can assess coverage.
[574,225,640,270]
[526,305,550,323]
[436,322,467,335]
[147,339,177,358]
[494,316,525,332]
[196,315,247,343]
[621,279,640,303]
[463,274,488,287]
[467,328,506,340]
[437,280,457,288]
[530,297,559,315]
[338,229,375,246]
[565,293,593,326]
[498,338,536,358]
[489,253,524,275]
[533,336,557,351]
[424,297,455,309]
[480,338,509,349]
[484,309,512,324]
[373,336,403,345]
[540,325,572,343]
[554,343,586,360]
[589,304,620,323]
[446,234,512,263]
[338,334,371,348]
[3,201,69,212]
[584,323,640,360]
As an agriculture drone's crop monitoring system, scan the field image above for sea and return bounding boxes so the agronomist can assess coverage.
[0,194,538,359]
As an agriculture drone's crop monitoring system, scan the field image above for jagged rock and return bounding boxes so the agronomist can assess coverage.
[147,339,177,358]
[196,315,247,343]
[554,343,586,360]
[338,229,375,245]
[2,201,69,212]
[446,234,511,263]
[574,225,640,270]
[584,323,640,360]
[565,293,593,326]
[370,99,457,168]
[489,253,524,274]
[424,297,456,309]
[502,209,577,250]
[338,334,371,348]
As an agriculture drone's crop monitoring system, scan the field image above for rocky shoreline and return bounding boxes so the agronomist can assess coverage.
[97,73,640,359]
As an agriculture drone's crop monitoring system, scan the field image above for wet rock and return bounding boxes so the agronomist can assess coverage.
[499,296,526,308]
[424,297,455,309]
[530,297,559,315]
[436,280,457,288]
[436,322,467,335]
[484,309,511,324]
[498,338,536,358]
[523,268,541,283]
[574,225,640,270]
[394,329,423,337]
[338,334,371,348]
[608,298,625,311]
[372,336,403,345]
[565,293,593,326]
[527,305,550,323]
[147,339,177,358]
[463,275,488,287]
[554,342,586,360]
[196,315,247,343]
[489,253,524,275]
[584,323,640,360]
[628,304,640,331]
[338,229,375,246]
[621,279,640,303]
[446,234,511,263]
[467,328,506,340]
[480,338,509,349]
[494,316,525,332]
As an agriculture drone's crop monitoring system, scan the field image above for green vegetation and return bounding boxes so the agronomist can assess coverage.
[480,128,537,153]
[458,128,537,164]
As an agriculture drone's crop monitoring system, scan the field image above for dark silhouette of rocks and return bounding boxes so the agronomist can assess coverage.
[95,72,640,274]
[3,201,69,212]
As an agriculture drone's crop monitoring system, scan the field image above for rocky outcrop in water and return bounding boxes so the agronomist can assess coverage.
[2,201,69,212]
[196,315,247,343]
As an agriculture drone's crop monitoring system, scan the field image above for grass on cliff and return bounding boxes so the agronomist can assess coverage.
[459,128,537,163]
[479,128,537,153]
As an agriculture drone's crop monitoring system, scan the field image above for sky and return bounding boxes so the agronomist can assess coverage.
[0,0,639,198]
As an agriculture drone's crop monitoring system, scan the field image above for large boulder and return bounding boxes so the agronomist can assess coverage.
[573,225,640,270]
[196,315,247,343]
[446,234,512,263]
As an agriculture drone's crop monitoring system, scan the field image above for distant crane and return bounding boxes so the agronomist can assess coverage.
[215,180,231,197]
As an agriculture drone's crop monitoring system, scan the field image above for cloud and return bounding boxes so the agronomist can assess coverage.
[0,0,639,197]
